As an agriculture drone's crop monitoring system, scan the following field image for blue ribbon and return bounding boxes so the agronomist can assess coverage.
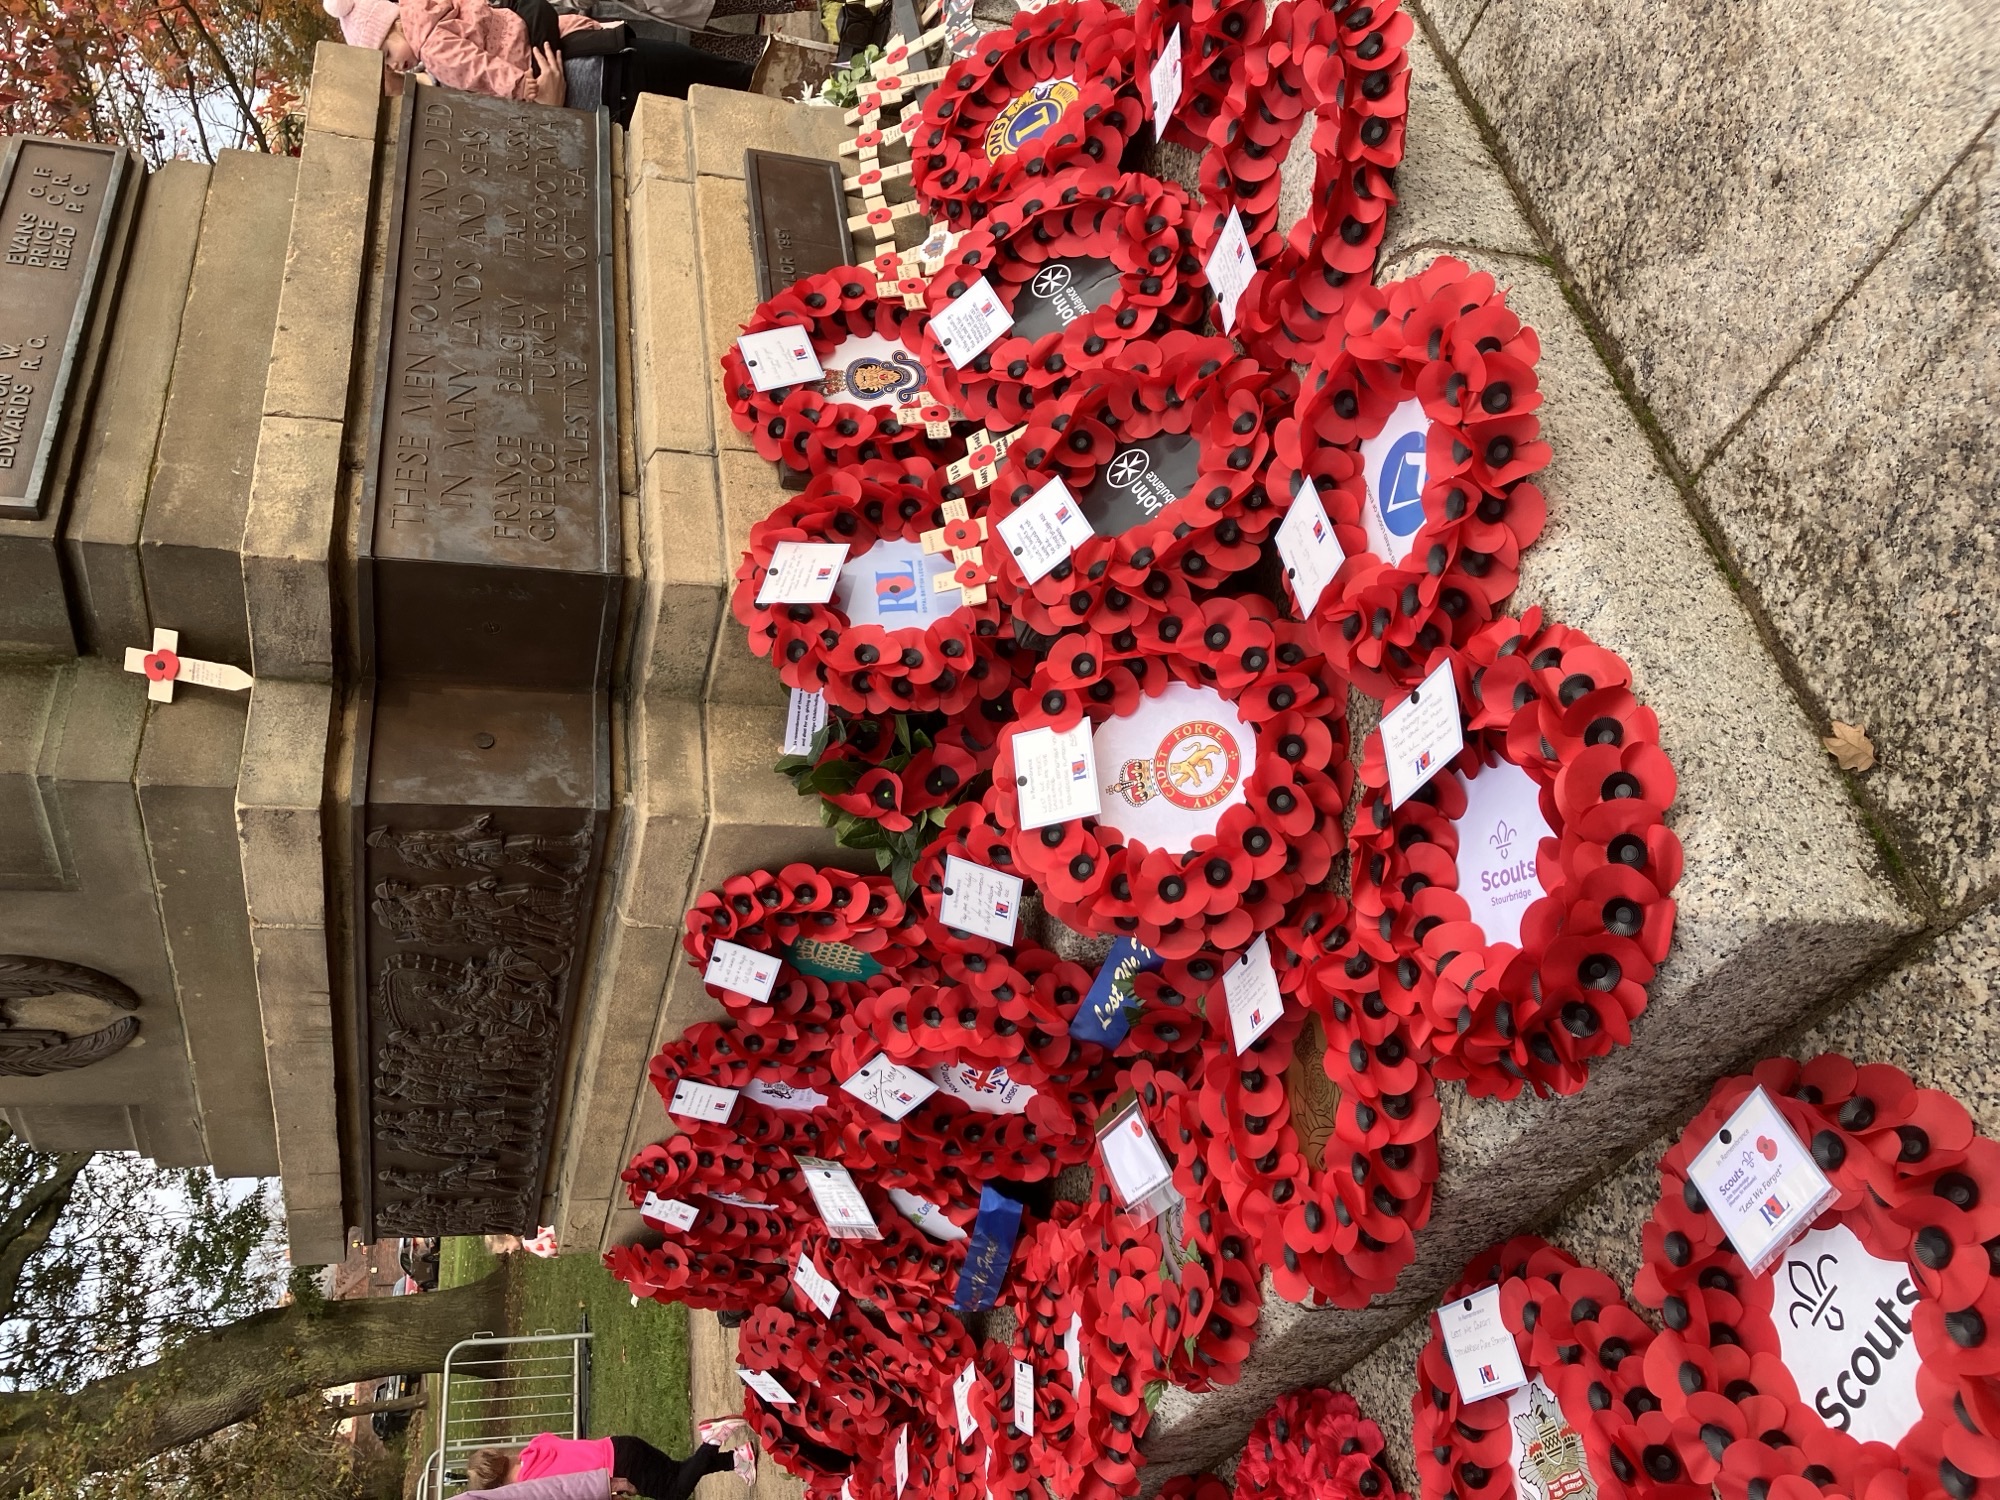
[952,1185,1024,1311]
[1068,937,1162,1046]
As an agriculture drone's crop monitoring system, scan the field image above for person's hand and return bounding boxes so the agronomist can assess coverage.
[610,1482,638,1495]
[533,42,566,106]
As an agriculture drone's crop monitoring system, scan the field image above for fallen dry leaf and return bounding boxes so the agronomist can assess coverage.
[1823,720,1875,772]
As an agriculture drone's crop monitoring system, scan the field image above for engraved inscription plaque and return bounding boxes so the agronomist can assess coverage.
[746,150,855,302]
[361,86,620,691]
[0,138,128,520]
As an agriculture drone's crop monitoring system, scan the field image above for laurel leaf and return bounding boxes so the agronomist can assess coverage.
[1822,721,1876,773]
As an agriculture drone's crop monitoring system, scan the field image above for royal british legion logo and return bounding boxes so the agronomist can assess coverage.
[1478,1364,1495,1384]
[875,566,920,614]
[1760,1189,1789,1226]
[1414,749,1433,775]
[1070,757,1088,780]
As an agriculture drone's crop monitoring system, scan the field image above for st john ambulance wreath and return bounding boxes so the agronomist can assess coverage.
[984,331,1292,637]
[1346,612,1682,1100]
[922,172,1210,427]
[1634,1055,2000,1500]
[1227,0,1413,370]
[1414,1237,1662,1500]
[732,461,1019,716]
[721,265,953,474]
[909,0,1141,228]
[983,593,1350,960]
[1273,256,1550,698]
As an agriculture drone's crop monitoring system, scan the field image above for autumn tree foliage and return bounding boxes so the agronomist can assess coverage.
[0,0,337,164]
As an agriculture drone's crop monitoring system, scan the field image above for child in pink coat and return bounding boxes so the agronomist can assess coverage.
[467,1419,756,1500]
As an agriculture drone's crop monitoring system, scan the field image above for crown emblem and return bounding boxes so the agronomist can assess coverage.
[1106,758,1158,807]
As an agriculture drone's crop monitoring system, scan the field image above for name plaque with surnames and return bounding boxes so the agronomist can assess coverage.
[0,137,129,520]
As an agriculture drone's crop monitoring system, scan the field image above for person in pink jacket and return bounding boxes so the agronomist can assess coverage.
[466,1418,757,1500]
[323,0,762,106]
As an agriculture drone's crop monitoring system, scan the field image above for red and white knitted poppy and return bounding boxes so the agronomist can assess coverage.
[732,461,1024,716]
[983,332,1292,638]
[922,172,1210,427]
[1634,1056,2000,1500]
[982,595,1350,959]
[721,265,957,474]
[1273,256,1549,697]
[1414,1237,1668,1500]
[909,1,1142,228]
[1346,612,1682,1099]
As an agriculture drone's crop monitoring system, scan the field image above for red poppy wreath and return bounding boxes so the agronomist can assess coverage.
[1414,1237,1664,1500]
[1272,255,1550,698]
[732,459,1022,716]
[1233,1385,1405,1500]
[1346,611,1682,1099]
[1226,0,1412,370]
[720,264,957,474]
[921,171,1209,427]
[908,0,1141,228]
[982,331,1292,637]
[1633,1055,2000,1500]
[1201,890,1439,1309]
[982,593,1350,959]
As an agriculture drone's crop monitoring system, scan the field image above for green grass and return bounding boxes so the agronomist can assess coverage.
[436,1238,692,1460]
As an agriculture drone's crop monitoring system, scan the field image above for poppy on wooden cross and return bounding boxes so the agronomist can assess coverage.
[121,628,253,703]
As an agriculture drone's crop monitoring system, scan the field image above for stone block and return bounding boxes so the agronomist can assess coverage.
[64,161,209,659]
[629,94,693,185]
[0,667,64,887]
[621,696,709,923]
[45,659,144,786]
[686,85,853,182]
[241,415,344,682]
[628,176,714,460]
[702,699,849,880]
[1144,245,1916,1476]
[1441,0,2000,467]
[263,127,377,424]
[1695,131,2000,905]
[303,41,385,142]
[696,172,764,458]
[142,150,300,666]
[238,677,333,820]
[636,452,728,702]
[709,450,791,706]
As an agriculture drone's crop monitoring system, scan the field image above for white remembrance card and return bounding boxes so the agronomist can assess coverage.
[794,1251,839,1318]
[937,855,1023,945]
[738,1366,796,1404]
[840,1054,941,1121]
[1149,25,1183,139]
[1223,935,1284,1054]
[1064,1312,1084,1397]
[1098,1099,1175,1207]
[1685,1085,1838,1276]
[1012,721,1101,830]
[933,275,1014,368]
[796,1156,883,1240]
[737,327,825,392]
[995,476,1095,584]
[1276,477,1346,617]
[703,939,780,1004]
[668,1078,739,1125]
[1437,1284,1529,1401]
[953,1363,978,1442]
[894,1426,910,1497]
[756,540,848,606]
[1380,658,1464,809]
[890,1187,970,1241]
[784,688,828,756]
[1013,1359,1035,1436]
[1204,208,1255,335]
[641,1193,699,1230]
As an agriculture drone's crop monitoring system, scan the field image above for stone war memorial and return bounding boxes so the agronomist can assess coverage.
[1,3,1996,1497]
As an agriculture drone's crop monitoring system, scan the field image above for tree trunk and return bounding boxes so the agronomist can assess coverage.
[0,1271,508,1496]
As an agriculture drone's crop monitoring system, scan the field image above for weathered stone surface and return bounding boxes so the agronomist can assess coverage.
[711,451,790,706]
[142,150,299,667]
[628,94,693,186]
[63,161,209,659]
[262,126,375,425]
[1437,0,2000,467]
[697,171,765,457]
[636,451,728,702]
[241,415,344,682]
[686,84,853,182]
[1696,129,2000,905]
[0,667,65,887]
[629,176,714,461]
[301,40,384,142]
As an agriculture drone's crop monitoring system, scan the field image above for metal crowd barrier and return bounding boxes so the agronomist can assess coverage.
[418,1328,594,1499]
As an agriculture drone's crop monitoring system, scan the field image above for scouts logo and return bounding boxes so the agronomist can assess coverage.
[1513,1380,1595,1500]
[1106,720,1242,811]
[876,566,921,614]
[984,79,1080,160]
[1376,429,1428,538]
[823,349,928,401]
[1491,818,1517,859]
[1786,1251,1842,1330]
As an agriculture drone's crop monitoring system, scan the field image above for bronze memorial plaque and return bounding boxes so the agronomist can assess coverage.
[0,138,128,520]
[746,149,856,301]
[351,86,619,1239]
